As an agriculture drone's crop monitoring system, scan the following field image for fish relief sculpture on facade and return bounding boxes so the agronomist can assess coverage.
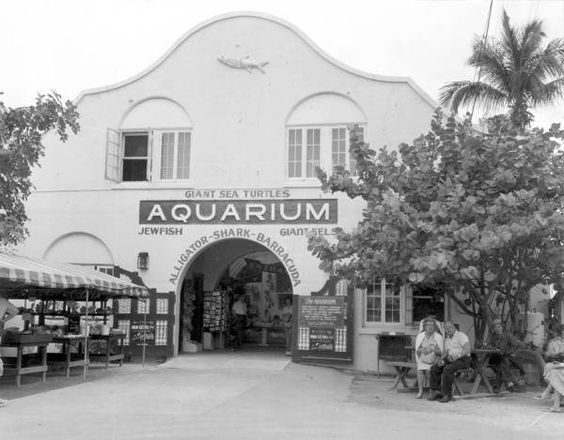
[217,55,269,73]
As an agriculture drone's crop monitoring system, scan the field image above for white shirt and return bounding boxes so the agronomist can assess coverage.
[281,305,292,321]
[232,300,247,316]
[444,330,470,361]
[0,296,17,323]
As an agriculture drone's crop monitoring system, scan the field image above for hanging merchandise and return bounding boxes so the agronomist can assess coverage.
[202,291,225,332]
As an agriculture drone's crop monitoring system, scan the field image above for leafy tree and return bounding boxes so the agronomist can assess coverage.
[440,10,564,128]
[0,92,79,246]
[308,112,564,343]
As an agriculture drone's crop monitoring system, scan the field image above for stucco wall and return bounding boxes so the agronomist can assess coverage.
[30,14,435,191]
[20,13,438,371]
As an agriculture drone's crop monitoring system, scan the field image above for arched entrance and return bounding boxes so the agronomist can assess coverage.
[179,239,293,352]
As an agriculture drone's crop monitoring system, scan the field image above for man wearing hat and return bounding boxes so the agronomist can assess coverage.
[486,318,527,391]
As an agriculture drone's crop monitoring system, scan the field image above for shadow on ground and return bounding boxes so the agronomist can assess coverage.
[0,361,161,401]
[346,371,548,414]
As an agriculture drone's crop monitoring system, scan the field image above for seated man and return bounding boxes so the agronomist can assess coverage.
[428,321,471,403]
[486,318,527,391]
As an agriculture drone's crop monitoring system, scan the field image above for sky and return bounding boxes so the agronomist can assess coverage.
[1,0,563,129]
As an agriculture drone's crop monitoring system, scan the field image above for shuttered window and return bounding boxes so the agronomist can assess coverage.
[287,125,365,179]
[153,131,191,181]
[105,128,191,182]
[105,128,121,182]
[365,279,403,325]
[122,133,149,181]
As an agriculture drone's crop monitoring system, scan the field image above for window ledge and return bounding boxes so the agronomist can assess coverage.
[111,181,194,190]
[358,326,419,336]
[284,180,322,188]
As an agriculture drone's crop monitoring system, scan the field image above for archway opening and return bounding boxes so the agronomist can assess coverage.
[179,239,293,352]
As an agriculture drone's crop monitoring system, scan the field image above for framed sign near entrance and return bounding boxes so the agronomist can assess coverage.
[114,292,175,360]
[130,320,156,345]
[292,288,353,365]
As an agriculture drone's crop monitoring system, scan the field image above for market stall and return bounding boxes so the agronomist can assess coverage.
[0,252,149,384]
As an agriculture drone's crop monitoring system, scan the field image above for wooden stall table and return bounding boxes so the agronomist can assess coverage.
[1,333,52,387]
[49,335,90,378]
[385,343,418,392]
[387,360,418,392]
[450,349,502,399]
[89,333,125,368]
[468,348,501,394]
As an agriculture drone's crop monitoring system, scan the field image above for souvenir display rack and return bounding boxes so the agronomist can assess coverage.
[202,290,228,349]
[202,291,226,333]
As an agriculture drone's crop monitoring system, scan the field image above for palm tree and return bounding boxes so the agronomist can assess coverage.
[440,10,564,127]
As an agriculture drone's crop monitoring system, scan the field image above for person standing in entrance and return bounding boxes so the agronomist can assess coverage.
[0,294,19,407]
[428,321,471,403]
[231,294,247,349]
[281,297,293,356]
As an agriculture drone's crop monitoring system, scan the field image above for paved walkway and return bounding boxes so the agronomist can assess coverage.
[0,352,562,439]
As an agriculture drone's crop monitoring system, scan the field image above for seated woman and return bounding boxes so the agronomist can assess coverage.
[415,317,444,399]
[536,324,564,412]
[418,315,444,337]
[545,324,564,363]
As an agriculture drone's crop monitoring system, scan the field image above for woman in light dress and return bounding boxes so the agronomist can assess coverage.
[415,317,444,399]
[536,324,564,412]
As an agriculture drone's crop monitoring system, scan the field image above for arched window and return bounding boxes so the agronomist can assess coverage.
[106,98,193,182]
[285,94,367,179]
[44,232,115,275]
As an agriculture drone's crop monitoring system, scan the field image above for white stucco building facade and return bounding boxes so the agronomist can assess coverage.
[20,12,439,371]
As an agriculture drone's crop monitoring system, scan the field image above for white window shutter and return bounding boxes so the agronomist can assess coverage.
[404,285,413,325]
[105,128,121,182]
[151,130,163,181]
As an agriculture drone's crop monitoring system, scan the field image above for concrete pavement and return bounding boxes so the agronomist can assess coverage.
[0,351,562,439]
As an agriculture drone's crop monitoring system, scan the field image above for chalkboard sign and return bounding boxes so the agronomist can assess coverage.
[309,327,335,351]
[294,294,352,364]
[67,314,81,334]
[298,297,344,327]
[130,320,156,345]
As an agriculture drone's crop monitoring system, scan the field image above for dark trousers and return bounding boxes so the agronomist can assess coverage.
[430,356,472,396]
[232,315,246,347]
[489,353,528,386]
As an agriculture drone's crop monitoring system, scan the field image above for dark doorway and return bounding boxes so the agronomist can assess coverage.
[179,240,294,352]
[180,273,204,346]
[412,286,445,323]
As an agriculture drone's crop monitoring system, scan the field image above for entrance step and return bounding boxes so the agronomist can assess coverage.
[159,351,291,371]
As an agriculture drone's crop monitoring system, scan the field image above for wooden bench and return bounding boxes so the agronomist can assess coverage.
[387,361,417,391]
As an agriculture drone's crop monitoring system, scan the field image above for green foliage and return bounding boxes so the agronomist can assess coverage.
[308,111,564,341]
[0,92,80,246]
[440,10,564,127]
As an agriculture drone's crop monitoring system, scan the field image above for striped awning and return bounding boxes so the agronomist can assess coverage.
[0,252,149,299]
